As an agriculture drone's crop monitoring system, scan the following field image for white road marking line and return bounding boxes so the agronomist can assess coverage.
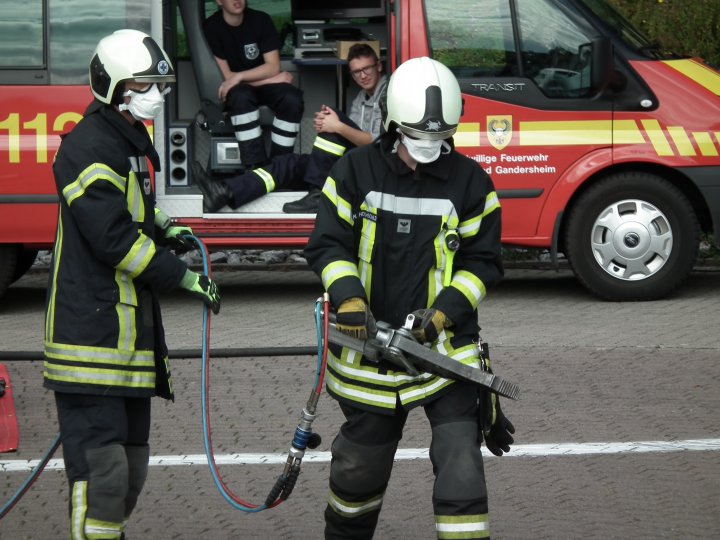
[2,438,719,473]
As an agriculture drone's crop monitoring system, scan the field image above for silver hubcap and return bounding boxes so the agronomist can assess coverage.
[591,199,673,281]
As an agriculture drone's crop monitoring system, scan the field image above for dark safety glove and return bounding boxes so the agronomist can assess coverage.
[480,392,515,457]
[179,270,221,314]
[163,224,195,252]
[409,308,451,343]
[335,297,377,339]
[478,346,515,456]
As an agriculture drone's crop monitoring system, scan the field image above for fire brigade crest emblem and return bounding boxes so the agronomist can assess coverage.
[244,43,259,61]
[426,119,442,132]
[487,115,512,150]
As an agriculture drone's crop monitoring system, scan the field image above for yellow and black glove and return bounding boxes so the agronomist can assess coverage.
[336,297,377,339]
[409,308,451,343]
[155,208,194,252]
[179,270,221,314]
[163,223,194,252]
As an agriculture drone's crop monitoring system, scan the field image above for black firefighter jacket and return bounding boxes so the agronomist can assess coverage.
[305,134,504,413]
[44,101,187,400]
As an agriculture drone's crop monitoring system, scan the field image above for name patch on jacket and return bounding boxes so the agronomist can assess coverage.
[397,218,411,234]
[358,210,377,222]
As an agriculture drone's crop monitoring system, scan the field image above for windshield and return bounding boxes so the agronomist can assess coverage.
[579,0,669,58]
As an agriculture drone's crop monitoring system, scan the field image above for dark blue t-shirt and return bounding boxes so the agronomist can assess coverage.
[203,8,281,72]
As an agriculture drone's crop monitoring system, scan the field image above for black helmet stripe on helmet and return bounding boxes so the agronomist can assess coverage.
[400,85,454,136]
[132,36,175,79]
[90,54,111,101]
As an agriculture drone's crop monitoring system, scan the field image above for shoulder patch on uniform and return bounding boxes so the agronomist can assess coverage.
[244,43,259,60]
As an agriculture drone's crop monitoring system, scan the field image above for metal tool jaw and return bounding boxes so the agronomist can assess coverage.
[371,320,422,376]
[325,319,520,400]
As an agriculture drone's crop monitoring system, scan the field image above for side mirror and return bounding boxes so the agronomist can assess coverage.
[590,36,613,94]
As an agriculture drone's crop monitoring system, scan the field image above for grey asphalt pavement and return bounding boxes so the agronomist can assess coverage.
[0,267,718,539]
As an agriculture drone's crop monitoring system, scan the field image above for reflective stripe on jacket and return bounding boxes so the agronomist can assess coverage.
[305,135,503,413]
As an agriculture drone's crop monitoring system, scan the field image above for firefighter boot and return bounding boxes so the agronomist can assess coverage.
[192,161,234,212]
[282,188,321,213]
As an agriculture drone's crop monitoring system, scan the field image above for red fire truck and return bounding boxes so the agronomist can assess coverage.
[1,0,718,301]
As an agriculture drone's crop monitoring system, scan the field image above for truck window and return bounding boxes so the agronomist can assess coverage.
[48,1,151,84]
[426,0,517,78]
[581,0,660,56]
[0,2,44,68]
[0,0,151,85]
[515,0,598,98]
[426,0,599,99]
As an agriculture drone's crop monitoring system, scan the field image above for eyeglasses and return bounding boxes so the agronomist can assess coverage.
[349,62,378,79]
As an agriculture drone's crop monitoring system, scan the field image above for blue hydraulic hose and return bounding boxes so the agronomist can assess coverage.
[0,433,61,520]
[187,234,329,512]
[314,301,324,390]
[187,235,270,512]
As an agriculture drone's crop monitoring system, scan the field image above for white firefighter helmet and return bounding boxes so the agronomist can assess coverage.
[89,29,175,104]
[383,57,462,140]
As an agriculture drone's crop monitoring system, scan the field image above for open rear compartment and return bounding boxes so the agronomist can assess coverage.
[158,0,388,243]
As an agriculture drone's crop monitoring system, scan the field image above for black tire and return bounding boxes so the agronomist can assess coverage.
[0,245,20,301]
[564,172,699,301]
[11,249,39,284]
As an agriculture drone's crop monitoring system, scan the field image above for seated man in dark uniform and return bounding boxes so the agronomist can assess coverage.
[194,43,387,214]
[204,0,304,168]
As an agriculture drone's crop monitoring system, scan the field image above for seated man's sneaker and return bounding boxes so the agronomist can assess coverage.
[282,188,321,214]
[192,162,234,213]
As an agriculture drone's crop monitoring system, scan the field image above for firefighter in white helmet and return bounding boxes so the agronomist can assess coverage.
[45,29,220,539]
[305,57,514,539]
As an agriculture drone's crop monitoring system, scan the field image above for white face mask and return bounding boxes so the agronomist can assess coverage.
[399,130,444,163]
[119,83,169,120]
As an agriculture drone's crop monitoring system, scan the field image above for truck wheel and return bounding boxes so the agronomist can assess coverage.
[11,249,39,284]
[0,245,19,301]
[564,172,699,301]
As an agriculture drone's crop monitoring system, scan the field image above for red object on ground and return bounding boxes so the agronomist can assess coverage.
[0,363,19,452]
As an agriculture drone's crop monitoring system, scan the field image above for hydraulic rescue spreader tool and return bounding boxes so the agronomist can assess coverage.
[325,314,521,400]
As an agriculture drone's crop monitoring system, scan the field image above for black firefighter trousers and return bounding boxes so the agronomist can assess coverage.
[325,382,490,539]
[222,108,361,208]
[55,393,151,539]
